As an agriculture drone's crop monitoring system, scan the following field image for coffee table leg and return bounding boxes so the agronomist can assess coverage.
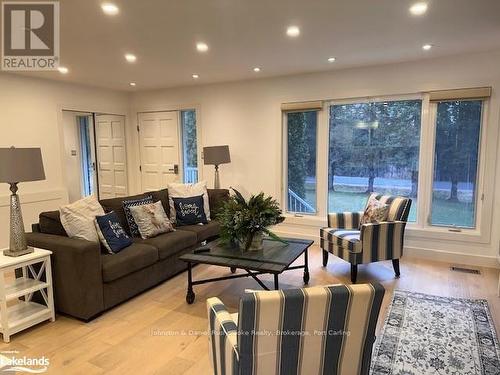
[274,274,279,290]
[303,248,310,284]
[186,262,195,304]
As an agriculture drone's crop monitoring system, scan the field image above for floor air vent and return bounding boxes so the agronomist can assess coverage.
[450,266,481,275]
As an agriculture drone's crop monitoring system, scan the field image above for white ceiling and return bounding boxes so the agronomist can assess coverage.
[16,0,500,91]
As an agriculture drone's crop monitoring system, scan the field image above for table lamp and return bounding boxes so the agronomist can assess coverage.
[0,147,45,256]
[203,145,231,189]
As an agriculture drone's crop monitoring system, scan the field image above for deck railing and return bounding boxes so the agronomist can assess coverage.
[288,188,315,213]
[184,167,198,184]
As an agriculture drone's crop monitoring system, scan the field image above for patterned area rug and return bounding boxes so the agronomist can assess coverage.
[371,290,500,375]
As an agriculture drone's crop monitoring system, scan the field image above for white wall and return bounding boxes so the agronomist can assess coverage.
[0,50,498,267]
[0,73,129,249]
[62,111,84,203]
[129,49,500,267]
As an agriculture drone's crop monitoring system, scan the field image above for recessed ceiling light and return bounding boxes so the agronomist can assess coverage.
[253,67,261,72]
[192,74,199,79]
[327,57,336,63]
[422,44,433,50]
[129,82,136,87]
[125,54,137,63]
[58,66,68,74]
[196,42,209,52]
[410,2,428,16]
[101,3,119,16]
[286,25,300,37]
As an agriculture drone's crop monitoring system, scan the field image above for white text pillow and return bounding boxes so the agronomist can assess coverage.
[167,181,210,224]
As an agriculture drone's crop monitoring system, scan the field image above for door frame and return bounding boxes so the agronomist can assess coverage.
[135,105,202,192]
[58,107,128,201]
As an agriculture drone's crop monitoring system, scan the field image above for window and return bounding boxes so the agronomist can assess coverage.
[328,100,422,221]
[181,110,198,183]
[286,111,317,213]
[430,100,483,228]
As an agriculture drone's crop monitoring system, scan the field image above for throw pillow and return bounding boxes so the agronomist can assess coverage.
[122,195,154,237]
[172,195,208,226]
[129,201,175,239]
[94,211,132,253]
[167,181,211,224]
[59,195,105,243]
[360,197,389,226]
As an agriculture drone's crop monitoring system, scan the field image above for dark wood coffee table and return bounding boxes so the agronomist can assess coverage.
[179,237,313,304]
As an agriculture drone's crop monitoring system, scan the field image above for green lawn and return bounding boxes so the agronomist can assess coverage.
[305,190,475,228]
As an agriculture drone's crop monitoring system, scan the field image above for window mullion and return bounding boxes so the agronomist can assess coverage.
[418,96,436,229]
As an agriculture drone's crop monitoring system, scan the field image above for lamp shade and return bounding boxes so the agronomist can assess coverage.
[203,145,231,166]
[0,147,45,183]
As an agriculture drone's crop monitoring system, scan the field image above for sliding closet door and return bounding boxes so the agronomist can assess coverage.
[138,111,182,191]
[95,114,129,199]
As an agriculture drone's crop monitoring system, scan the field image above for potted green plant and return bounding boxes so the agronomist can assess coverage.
[217,188,286,251]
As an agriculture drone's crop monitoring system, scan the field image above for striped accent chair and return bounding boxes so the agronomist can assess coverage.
[320,194,412,283]
[207,283,385,375]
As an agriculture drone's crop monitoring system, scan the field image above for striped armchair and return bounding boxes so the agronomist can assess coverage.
[320,194,412,283]
[207,283,385,375]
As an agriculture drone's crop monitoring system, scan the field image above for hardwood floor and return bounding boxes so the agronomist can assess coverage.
[0,245,498,374]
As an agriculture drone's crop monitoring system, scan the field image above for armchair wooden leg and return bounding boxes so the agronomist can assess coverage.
[350,264,358,283]
[322,250,328,267]
[392,259,400,278]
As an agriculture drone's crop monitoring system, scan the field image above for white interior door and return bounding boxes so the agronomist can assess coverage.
[138,111,181,191]
[95,114,129,199]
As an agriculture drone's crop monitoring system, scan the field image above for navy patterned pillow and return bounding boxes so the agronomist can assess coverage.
[172,195,208,226]
[95,211,132,254]
[122,195,153,237]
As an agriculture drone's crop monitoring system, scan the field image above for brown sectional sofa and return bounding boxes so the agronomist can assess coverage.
[26,188,229,321]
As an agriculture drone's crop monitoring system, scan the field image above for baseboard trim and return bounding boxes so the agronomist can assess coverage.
[274,229,500,269]
[404,246,499,269]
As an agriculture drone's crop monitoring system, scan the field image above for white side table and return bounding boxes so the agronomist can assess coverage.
[0,248,55,342]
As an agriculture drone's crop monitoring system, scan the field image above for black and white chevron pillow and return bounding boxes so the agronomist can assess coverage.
[122,195,154,237]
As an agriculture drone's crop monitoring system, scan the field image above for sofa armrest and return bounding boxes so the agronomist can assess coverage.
[359,221,407,260]
[208,189,230,217]
[327,211,364,229]
[207,297,239,375]
[26,232,104,320]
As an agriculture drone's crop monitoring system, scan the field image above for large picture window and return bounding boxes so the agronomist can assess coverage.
[328,100,422,221]
[286,111,317,213]
[430,100,483,228]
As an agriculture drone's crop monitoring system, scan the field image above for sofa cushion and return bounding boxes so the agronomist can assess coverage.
[101,243,159,282]
[39,211,68,236]
[100,193,149,235]
[177,221,220,242]
[134,230,197,260]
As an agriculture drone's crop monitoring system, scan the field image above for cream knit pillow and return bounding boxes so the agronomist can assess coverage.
[60,195,105,243]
